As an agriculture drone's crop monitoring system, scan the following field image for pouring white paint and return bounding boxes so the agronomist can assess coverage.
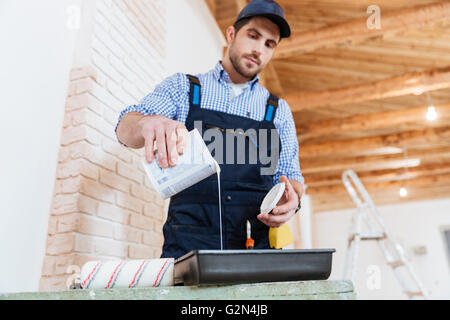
[215,163,223,251]
[142,129,224,250]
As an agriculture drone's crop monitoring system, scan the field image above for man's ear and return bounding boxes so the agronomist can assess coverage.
[225,26,236,46]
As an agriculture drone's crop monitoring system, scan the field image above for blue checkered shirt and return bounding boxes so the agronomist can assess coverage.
[116,61,304,185]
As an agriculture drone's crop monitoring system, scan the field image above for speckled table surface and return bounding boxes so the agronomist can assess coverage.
[0,280,356,300]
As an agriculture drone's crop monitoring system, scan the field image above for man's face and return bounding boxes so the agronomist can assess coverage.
[228,16,280,80]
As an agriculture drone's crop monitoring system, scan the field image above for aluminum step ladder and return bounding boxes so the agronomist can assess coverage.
[341,169,429,299]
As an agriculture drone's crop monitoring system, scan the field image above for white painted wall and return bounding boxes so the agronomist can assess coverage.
[0,0,80,293]
[313,197,450,299]
[165,0,226,76]
[159,0,226,219]
[0,0,225,294]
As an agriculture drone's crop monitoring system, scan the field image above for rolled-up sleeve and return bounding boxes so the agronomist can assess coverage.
[273,99,305,186]
[115,72,187,133]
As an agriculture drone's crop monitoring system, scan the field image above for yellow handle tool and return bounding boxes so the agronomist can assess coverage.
[269,223,293,249]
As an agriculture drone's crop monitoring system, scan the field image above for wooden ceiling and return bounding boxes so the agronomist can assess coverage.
[206,0,450,212]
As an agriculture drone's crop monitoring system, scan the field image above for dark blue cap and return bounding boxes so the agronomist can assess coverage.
[234,0,291,39]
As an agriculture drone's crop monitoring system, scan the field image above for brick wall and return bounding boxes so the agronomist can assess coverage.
[39,0,168,291]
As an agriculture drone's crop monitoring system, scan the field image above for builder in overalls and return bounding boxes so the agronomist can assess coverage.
[116,0,305,259]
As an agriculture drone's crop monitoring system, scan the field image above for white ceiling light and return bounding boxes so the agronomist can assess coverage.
[426,105,438,121]
[424,78,438,121]
[399,187,408,197]
[399,146,410,198]
[421,73,438,121]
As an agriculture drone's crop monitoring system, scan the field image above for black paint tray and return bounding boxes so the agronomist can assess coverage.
[174,249,336,286]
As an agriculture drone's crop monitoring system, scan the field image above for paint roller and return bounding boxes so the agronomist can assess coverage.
[79,258,174,289]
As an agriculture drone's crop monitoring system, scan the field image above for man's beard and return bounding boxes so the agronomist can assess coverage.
[229,47,263,80]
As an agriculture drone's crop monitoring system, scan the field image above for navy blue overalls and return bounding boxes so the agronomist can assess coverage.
[161,74,281,259]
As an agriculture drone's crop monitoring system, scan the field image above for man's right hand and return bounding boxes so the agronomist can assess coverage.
[138,115,189,168]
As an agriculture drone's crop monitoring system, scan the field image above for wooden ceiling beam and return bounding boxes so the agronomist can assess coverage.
[204,0,216,17]
[302,157,422,175]
[260,62,284,96]
[299,45,450,72]
[274,2,450,59]
[306,162,450,188]
[300,126,450,158]
[311,184,450,213]
[284,66,450,112]
[300,146,450,175]
[298,103,450,143]
[307,171,450,195]
[235,0,249,13]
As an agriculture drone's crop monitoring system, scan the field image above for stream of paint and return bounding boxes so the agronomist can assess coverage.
[216,165,223,251]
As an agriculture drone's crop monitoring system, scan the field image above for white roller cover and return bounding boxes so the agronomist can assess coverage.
[80,258,174,289]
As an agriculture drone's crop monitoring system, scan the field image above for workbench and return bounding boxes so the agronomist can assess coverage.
[0,280,356,300]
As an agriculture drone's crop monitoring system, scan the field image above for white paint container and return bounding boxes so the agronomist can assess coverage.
[142,128,220,199]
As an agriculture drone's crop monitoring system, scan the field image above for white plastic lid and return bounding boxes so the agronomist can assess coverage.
[260,182,285,215]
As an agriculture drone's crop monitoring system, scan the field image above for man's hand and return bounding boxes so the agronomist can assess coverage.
[257,176,300,228]
[138,115,189,168]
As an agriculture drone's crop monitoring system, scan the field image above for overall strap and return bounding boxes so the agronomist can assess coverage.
[186,74,201,108]
[263,93,279,123]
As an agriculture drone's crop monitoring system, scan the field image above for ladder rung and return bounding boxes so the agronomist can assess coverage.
[404,291,423,297]
[387,260,404,268]
[349,233,386,242]
[361,233,385,240]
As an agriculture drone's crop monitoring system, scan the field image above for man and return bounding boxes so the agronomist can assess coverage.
[116,0,304,259]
